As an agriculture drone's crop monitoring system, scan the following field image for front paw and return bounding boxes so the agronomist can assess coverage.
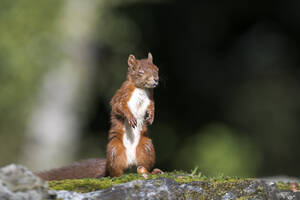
[146,111,154,125]
[127,114,137,128]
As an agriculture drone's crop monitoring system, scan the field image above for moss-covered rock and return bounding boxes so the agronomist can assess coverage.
[49,171,300,200]
[1,164,299,200]
[49,171,206,192]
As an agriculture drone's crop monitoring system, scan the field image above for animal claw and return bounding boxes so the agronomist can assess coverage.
[137,166,150,179]
[152,168,163,175]
[128,115,137,128]
[146,111,154,125]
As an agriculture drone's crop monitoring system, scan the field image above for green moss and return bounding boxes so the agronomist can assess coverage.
[277,182,299,191]
[49,171,252,193]
[49,171,194,193]
[48,170,298,198]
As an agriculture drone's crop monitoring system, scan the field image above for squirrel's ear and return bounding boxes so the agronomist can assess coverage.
[128,54,137,71]
[148,52,153,63]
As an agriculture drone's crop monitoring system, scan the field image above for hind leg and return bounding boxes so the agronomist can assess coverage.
[136,136,155,175]
[106,137,127,177]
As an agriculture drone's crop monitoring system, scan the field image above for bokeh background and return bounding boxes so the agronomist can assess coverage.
[1,0,300,178]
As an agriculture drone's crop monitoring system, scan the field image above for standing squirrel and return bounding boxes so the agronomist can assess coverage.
[36,53,161,180]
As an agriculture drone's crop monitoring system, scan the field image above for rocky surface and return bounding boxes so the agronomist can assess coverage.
[52,177,300,200]
[0,164,56,200]
[1,164,300,200]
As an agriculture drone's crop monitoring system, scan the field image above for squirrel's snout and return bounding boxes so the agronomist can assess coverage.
[153,77,159,86]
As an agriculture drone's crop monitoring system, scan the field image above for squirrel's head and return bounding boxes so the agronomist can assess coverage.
[127,53,159,88]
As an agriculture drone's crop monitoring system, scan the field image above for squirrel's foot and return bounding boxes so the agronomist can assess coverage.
[137,167,164,178]
[151,168,163,175]
[137,166,149,179]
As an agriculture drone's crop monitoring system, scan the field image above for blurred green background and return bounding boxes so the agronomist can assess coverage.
[1,0,300,178]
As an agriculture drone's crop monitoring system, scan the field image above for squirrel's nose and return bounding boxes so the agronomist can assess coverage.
[153,78,159,86]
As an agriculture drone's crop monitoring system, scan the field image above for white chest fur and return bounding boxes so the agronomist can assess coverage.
[123,88,150,167]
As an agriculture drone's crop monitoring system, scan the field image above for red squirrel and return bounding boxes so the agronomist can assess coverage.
[36,53,161,180]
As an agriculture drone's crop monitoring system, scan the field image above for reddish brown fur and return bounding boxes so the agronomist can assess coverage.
[146,90,155,125]
[106,53,158,177]
[136,136,155,170]
[36,159,106,181]
[36,53,159,180]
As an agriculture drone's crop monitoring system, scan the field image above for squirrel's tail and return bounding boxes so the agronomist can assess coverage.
[35,158,107,181]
